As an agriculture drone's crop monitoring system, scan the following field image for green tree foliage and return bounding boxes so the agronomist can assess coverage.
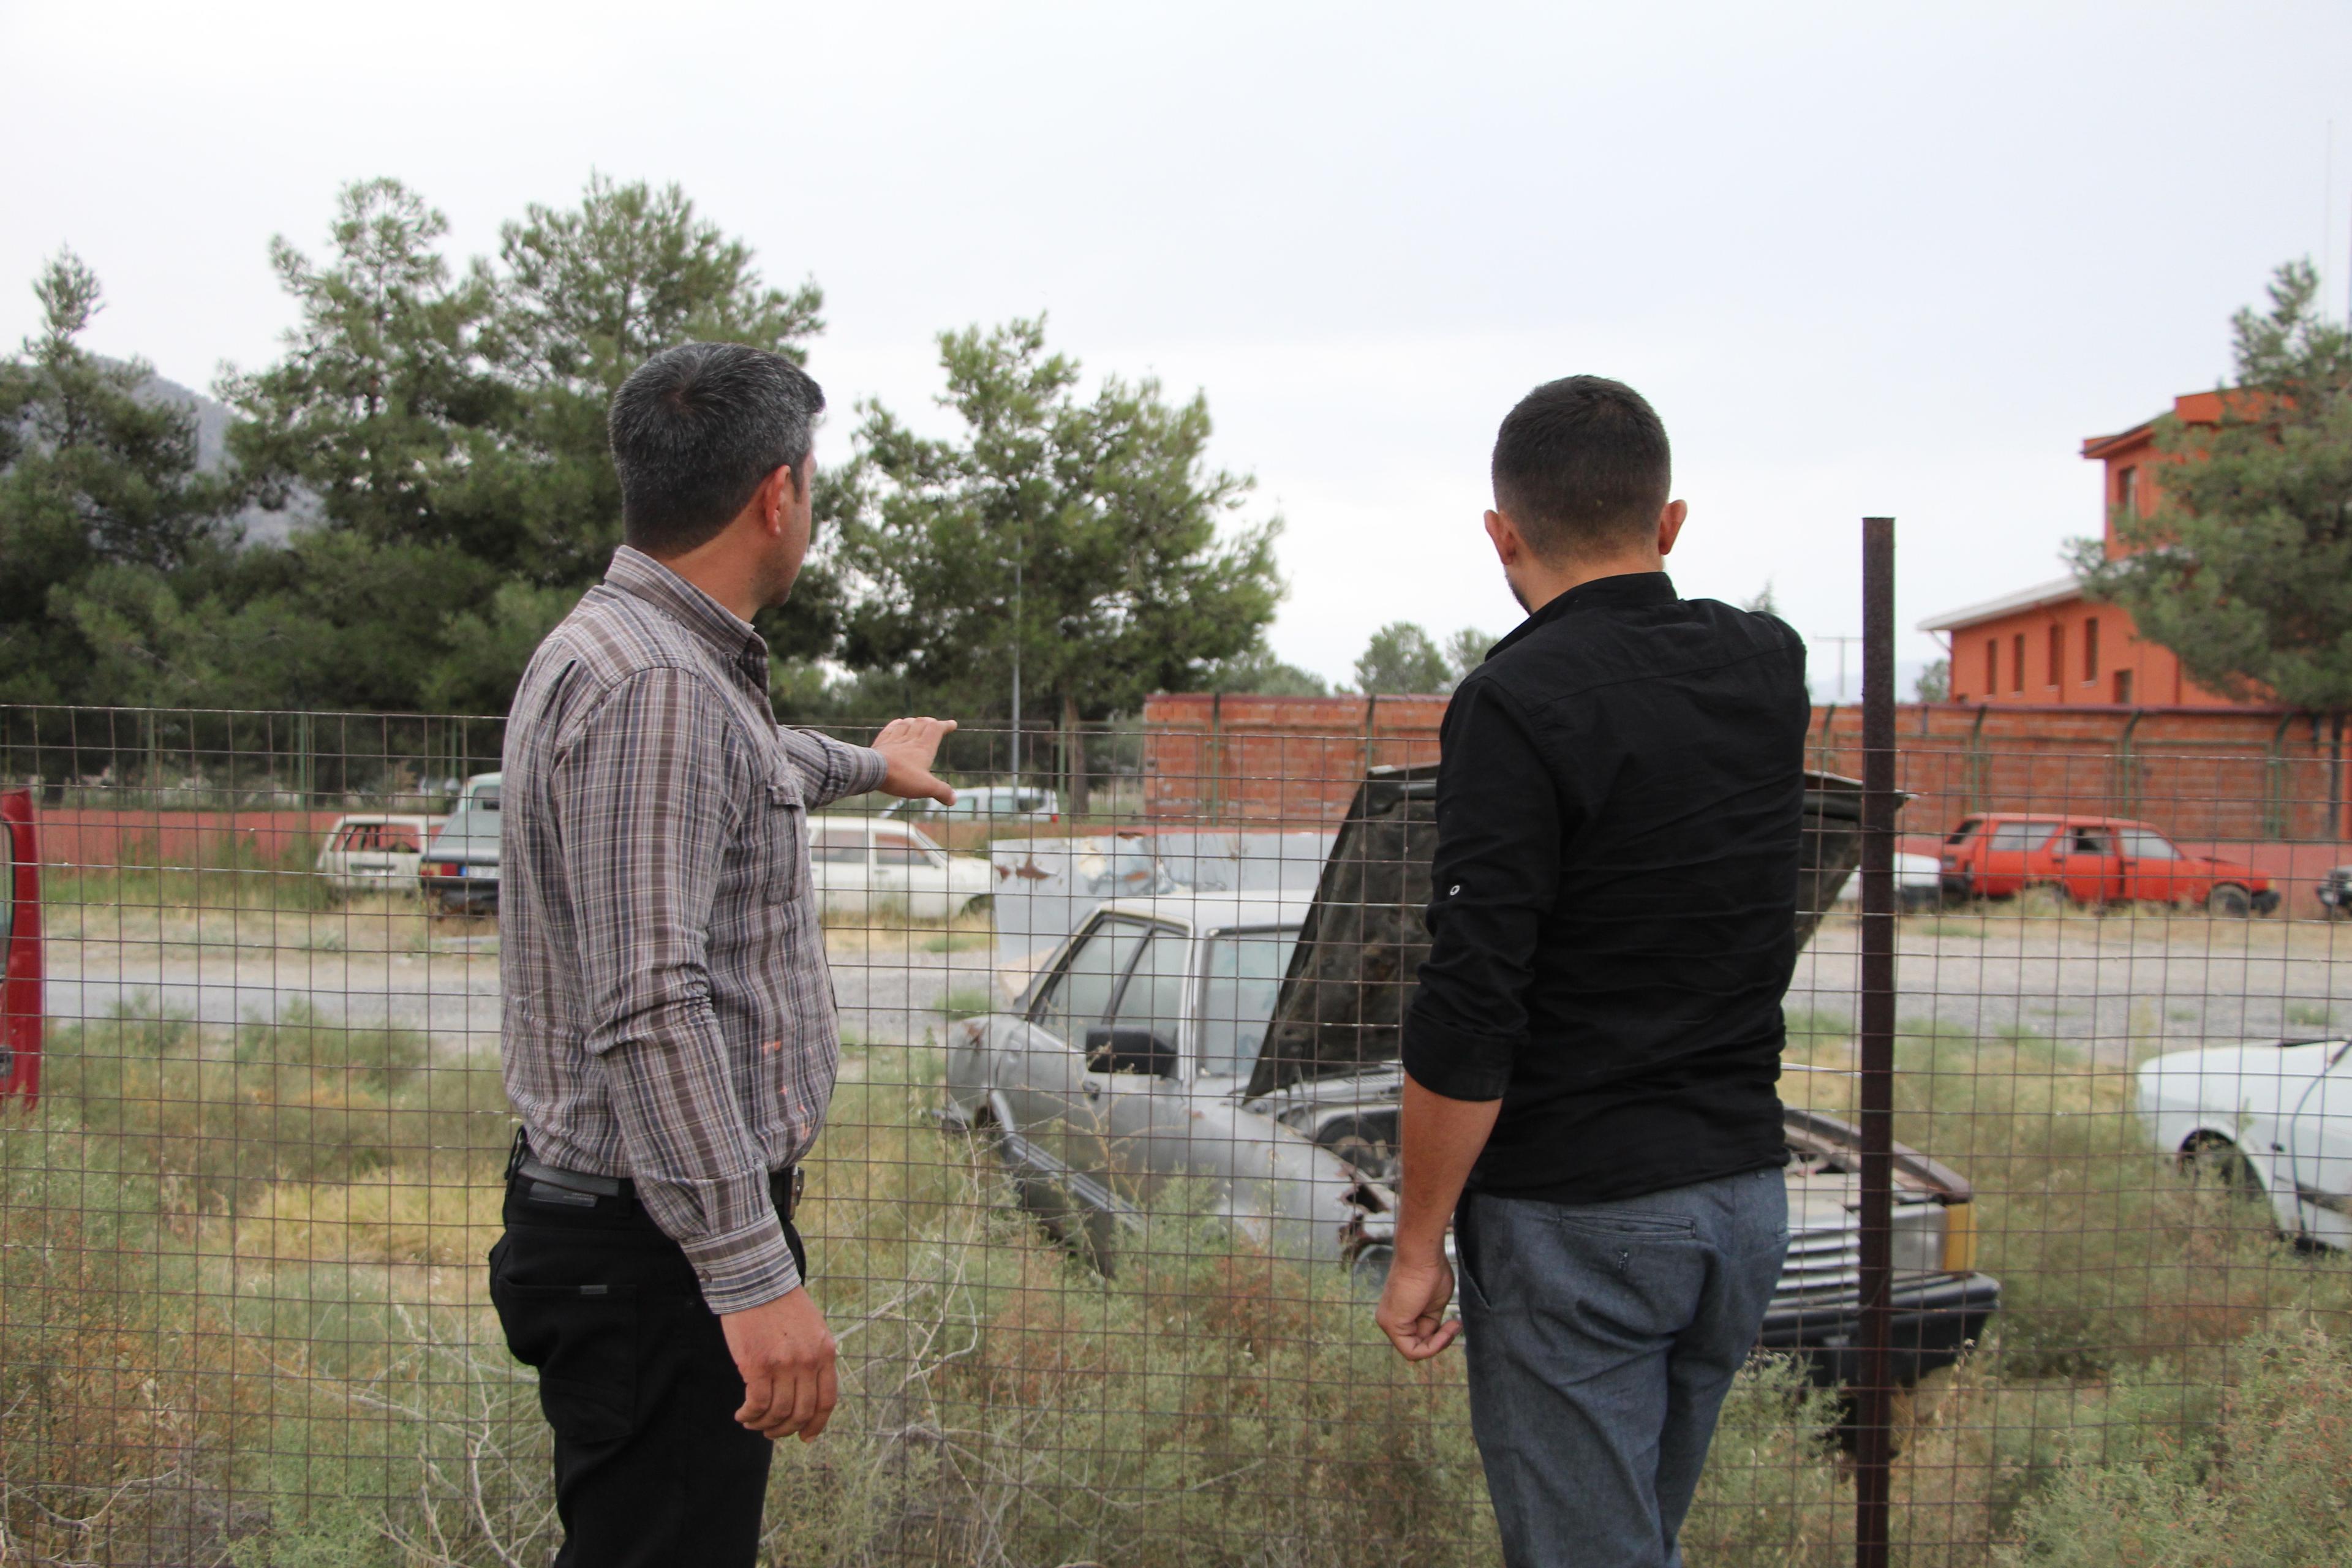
[830,317,1283,799]
[1351,622,1494,695]
[2070,260,2352,712]
[1443,626,1494,684]
[0,251,239,704]
[481,174,826,588]
[1913,657,1950,703]
[1202,643,1330,696]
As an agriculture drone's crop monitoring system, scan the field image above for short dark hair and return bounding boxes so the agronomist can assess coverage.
[608,342,826,556]
[1490,376,1671,559]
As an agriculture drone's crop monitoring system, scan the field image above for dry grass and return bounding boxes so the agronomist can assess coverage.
[15,1000,2352,1563]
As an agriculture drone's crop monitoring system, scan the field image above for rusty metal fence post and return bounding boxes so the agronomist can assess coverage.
[1853,516,1898,1568]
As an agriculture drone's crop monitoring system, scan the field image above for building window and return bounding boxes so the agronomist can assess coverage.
[2011,633,2026,695]
[2116,466,2138,517]
[1985,637,1998,696]
[2113,668,2133,706]
[2047,623,2065,690]
[2084,617,2100,682]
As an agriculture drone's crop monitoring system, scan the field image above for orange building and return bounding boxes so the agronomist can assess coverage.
[1922,390,2247,709]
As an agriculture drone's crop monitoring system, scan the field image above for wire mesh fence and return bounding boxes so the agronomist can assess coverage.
[3,699,2351,1566]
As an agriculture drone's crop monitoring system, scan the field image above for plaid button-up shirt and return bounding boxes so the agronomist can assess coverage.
[499,546,885,1311]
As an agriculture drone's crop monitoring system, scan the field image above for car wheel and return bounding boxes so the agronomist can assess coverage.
[2180,1135,2266,1202]
[958,894,994,920]
[2206,884,2252,918]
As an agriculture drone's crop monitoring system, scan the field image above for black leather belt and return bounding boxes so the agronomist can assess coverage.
[507,1130,802,1221]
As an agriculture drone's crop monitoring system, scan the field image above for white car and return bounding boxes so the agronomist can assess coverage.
[1833,851,1945,913]
[2138,1035,2352,1245]
[809,815,993,920]
[315,814,442,894]
[884,785,1062,826]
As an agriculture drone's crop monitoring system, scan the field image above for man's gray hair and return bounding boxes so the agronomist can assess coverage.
[608,342,826,556]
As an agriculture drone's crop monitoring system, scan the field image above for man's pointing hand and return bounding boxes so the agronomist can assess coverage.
[872,717,958,806]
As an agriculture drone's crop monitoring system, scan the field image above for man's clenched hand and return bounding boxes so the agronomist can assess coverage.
[872,717,957,806]
[722,1287,839,1441]
[1375,1251,1463,1361]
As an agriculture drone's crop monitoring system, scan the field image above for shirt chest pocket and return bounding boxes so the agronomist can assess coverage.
[757,774,808,905]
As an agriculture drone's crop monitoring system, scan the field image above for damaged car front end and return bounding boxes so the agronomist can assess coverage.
[942,766,2000,1385]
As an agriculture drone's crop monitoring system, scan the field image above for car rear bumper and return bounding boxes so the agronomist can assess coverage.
[1758,1270,2001,1386]
[420,873,499,907]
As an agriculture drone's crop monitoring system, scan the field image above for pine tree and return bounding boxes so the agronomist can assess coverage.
[0,251,238,704]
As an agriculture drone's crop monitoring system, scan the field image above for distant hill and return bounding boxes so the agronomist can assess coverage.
[133,370,317,545]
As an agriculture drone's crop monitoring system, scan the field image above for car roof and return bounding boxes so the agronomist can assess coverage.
[1970,812,2157,831]
[1092,894,1312,932]
[329,813,436,826]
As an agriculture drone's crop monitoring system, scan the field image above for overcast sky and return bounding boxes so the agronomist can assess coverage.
[8,0,2352,687]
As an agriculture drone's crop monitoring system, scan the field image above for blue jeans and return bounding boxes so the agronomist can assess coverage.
[1456,1167,1790,1568]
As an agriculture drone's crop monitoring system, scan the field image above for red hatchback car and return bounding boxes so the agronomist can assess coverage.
[1940,813,2279,916]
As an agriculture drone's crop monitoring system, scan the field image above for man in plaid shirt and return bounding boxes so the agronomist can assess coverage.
[491,342,957,1567]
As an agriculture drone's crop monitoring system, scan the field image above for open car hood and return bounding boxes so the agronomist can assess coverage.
[1244,765,1881,1101]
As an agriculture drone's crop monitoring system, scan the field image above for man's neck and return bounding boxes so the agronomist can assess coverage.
[648,546,763,625]
[1515,553,1665,616]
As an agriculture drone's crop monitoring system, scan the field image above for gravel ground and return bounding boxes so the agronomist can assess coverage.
[41,905,2352,1068]
[1789,910,2352,1061]
[40,919,1005,1055]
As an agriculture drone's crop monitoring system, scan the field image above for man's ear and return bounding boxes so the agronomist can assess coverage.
[756,463,795,532]
[1484,509,1521,567]
[1656,499,1689,558]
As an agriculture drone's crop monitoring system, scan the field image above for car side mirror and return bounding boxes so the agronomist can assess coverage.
[1085,1025,1178,1079]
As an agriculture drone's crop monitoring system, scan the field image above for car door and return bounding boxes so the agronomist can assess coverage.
[2117,827,2188,903]
[870,829,930,912]
[1083,925,1195,1208]
[883,829,955,919]
[1012,916,1152,1190]
[2287,1047,2352,1247]
[1975,821,2029,895]
[808,824,874,915]
[2057,826,2122,904]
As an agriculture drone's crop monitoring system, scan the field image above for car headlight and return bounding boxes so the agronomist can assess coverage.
[1890,1202,1947,1276]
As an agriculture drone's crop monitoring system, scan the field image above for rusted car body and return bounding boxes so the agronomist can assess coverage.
[944,767,2000,1382]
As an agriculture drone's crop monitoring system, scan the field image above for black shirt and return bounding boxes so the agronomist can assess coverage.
[1398,571,1809,1205]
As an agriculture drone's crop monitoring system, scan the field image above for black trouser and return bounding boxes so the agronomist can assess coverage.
[488,1166,807,1568]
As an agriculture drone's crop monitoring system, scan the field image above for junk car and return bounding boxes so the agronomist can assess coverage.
[420,772,502,915]
[944,767,2000,1384]
[1939,812,2277,915]
[316,813,442,895]
[809,816,993,921]
[2320,864,2351,921]
[2139,1034,2352,1247]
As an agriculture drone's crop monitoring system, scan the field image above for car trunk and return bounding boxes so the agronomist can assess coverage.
[1245,765,1879,1100]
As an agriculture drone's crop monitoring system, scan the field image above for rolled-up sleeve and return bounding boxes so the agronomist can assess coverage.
[1400,678,1571,1102]
[777,726,886,808]
[554,666,800,1310]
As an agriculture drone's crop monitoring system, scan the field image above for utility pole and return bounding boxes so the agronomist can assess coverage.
[1009,527,1023,789]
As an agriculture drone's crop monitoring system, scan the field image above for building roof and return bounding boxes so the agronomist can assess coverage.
[1917,574,2082,633]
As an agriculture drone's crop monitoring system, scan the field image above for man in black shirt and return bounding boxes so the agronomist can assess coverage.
[1373,377,1808,1568]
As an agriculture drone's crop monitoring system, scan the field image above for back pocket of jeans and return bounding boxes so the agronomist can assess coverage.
[1548,1210,1698,1238]
[489,1277,639,1446]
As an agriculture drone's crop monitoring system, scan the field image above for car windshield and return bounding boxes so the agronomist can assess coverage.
[1196,927,1299,1079]
[2120,829,2179,861]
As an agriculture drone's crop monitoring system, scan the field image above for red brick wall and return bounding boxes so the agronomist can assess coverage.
[1143,694,2352,845]
[29,810,349,868]
[1142,693,1446,826]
